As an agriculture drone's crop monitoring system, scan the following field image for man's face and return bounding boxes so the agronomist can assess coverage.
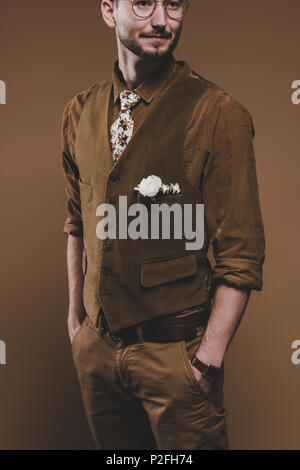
[112,0,185,60]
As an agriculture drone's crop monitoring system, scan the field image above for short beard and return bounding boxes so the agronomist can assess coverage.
[117,23,182,60]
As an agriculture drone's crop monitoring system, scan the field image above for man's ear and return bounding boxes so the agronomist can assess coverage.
[101,0,117,29]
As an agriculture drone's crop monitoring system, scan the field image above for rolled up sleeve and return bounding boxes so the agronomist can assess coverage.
[61,99,83,237]
[203,96,265,292]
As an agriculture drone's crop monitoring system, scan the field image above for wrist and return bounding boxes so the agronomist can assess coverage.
[68,298,85,312]
[195,348,224,369]
[191,355,223,380]
[68,306,86,322]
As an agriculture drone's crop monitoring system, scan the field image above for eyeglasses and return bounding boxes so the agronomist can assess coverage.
[130,0,190,20]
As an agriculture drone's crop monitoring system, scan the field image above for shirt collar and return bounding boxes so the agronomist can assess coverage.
[111,54,180,105]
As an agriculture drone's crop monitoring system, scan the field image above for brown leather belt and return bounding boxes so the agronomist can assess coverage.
[103,304,211,343]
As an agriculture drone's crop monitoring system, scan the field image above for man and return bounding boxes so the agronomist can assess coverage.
[61,0,265,450]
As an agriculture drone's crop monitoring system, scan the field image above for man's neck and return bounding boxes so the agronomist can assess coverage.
[117,51,172,90]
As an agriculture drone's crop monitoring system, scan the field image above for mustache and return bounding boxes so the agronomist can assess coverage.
[141,32,171,38]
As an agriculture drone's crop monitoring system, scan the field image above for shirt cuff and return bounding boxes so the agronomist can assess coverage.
[211,257,263,293]
[63,217,83,237]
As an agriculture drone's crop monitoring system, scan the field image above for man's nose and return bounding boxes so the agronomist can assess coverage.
[151,2,168,27]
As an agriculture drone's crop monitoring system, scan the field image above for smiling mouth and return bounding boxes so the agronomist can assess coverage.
[143,34,169,38]
[143,36,169,39]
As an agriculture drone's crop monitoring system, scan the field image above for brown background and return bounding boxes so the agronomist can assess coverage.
[0,0,299,449]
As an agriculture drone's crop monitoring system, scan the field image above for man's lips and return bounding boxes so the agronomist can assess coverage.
[142,35,169,41]
[142,34,170,38]
[144,35,168,37]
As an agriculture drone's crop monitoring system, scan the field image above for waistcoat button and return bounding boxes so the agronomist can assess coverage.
[101,266,109,275]
[108,197,116,204]
[109,174,119,182]
[103,245,112,253]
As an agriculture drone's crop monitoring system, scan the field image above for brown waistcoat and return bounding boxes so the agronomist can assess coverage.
[75,63,214,332]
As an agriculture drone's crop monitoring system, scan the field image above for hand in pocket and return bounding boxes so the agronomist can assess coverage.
[190,362,214,396]
[68,313,86,345]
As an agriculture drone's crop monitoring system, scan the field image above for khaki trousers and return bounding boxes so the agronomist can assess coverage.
[71,313,229,450]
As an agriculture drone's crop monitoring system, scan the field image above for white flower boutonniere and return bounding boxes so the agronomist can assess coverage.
[134,175,181,202]
[134,175,162,201]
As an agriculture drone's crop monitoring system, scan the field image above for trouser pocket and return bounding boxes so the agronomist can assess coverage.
[177,325,225,405]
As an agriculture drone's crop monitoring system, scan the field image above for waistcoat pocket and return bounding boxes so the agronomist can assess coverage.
[79,179,93,202]
[78,179,93,243]
[82,246,88,276]
[140,253,197,288]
